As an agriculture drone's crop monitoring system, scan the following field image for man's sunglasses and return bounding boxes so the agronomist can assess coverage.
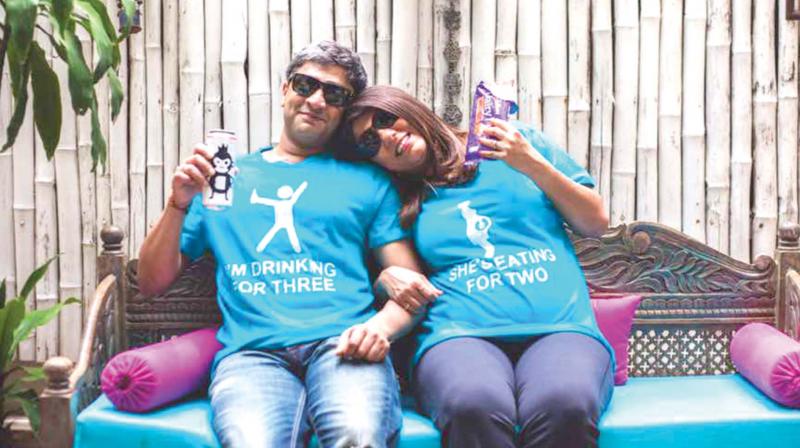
[353,110,399,159]
[288,73,353,107]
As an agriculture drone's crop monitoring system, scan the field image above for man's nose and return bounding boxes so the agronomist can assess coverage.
[305,88,327,110]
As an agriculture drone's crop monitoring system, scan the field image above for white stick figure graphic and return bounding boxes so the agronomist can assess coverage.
[457,200,495,258]
[250,181,308,253]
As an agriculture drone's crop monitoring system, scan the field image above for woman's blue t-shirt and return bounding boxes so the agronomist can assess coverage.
[180,149,408,375]
[412,122,614,366]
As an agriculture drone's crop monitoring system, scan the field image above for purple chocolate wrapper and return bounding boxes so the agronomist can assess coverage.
[465,81,519,164]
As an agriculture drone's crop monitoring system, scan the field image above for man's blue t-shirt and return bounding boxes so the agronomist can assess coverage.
[412,122,613,366]
[180,149,408,374]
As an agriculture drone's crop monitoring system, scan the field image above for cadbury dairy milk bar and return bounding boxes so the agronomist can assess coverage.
[465,81,519,164]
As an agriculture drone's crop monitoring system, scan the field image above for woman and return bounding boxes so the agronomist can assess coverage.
[335,85,614,448]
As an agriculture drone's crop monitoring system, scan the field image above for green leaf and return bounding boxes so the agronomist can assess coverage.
[74,5,113,81]
[11,298,80,354]
[19,256,58,302]
[2,0,37,151]
[0,279,6,308]
[90,97,107,171]
[10,390,40,433]
[2,59,31,151]
[52,0,74,26]
[30,42,63,159]
[74,0,120,65]
[119,0,136,38]
[108,69,123,120]
[62,30,94,114]
[21,366,45,382]
[0,299,25,368]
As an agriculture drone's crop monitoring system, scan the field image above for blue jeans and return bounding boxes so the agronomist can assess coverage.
[209,336,402,448]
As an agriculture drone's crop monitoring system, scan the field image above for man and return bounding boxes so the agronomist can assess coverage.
[138,40,439,448]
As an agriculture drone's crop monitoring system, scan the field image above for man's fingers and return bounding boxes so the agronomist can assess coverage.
[341,326,367,357]
[365,339,389,362]
[182,164,208,186]
[188,154,215,177]
[355,331,378,359]
[335,328,353,355]
[193,143,213,159]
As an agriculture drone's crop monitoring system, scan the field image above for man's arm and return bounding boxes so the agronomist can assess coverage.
[138,144,215,296]
[336,239,441,361]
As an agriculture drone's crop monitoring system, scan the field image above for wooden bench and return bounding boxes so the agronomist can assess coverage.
[38,221,800,447]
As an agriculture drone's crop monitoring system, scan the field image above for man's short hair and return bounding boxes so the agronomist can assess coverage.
[285,40,368,95]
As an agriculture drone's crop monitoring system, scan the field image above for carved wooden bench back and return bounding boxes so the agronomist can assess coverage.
[119,222,800,377]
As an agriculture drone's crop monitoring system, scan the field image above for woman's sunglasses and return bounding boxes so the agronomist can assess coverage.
[288,73,353,107]
[353,110,400,159]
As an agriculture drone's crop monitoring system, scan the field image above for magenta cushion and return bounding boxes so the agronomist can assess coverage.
[730,322,800,408]
[590,294,642,385]
[101,327,222,413]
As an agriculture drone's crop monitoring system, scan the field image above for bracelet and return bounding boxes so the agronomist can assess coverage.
[168,197,189,213]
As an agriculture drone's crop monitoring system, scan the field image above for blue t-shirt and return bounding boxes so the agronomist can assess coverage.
[412,122,613,366]
[180,149,408,374]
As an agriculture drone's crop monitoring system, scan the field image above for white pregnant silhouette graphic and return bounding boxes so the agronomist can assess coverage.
[457,200,495,258]
[250,181,308,253]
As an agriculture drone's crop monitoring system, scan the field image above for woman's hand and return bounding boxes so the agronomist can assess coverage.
[376,266,443,314]
[335,322,391,362]
[169,144,215,209]
[478,118,547,173]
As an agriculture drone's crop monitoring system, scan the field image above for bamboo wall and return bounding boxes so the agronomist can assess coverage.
[0,0,798,361]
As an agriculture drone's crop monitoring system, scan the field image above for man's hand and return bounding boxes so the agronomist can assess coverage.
[376,266,443,314]
[170,144,215,208]
[335,323,391,362]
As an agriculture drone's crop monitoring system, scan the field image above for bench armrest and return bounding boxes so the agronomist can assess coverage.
[785,269,800,340]
[38,274,119,448]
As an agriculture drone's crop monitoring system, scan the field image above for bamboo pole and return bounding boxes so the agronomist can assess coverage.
[0,13,15,301]
[495,0,517,103]
[778,0,799,226]
[432,0,448,117]
[291,0,311,54]
[471,0,495,95]
[391,0,419,93]
[75,27,96,327]
[109,0,130,248]
[34,24,59,362]
[52,54,82,360]
[658,0,682,229]
[456,0,471,128]
[205,0,223,133]
[179,0,205,161]
[681,1,706,242]
[12,96,35,360]
[221,0,249,151]
[376,0,391,85]
[752,0,777,259]
[541,0,567,148]
[611,0,639,225]
[270,1,291,146]
[249,0,271,147]
[146,0,164,231]
[335,0,356,49]
[517,0,541,129]
[163,0,180,202]
[95,1,112,238]
[590,0,613,214]
[311,0,334,42]
[730,0,752,261]
[636,0,660,222]
[417,0,434,107]
[129,22,147,257]
[567,0,589,168]
[706,0,731,253]
[357,0,376,83]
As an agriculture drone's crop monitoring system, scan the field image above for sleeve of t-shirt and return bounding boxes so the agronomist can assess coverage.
[179,195,209,261]
[367,178,411,249]
[514,121,596,188]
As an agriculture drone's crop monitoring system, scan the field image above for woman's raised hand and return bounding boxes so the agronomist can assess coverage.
[477,118,547,173]
[377,266,443,314]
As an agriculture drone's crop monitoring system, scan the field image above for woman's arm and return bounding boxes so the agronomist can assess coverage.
[479,119,609,237]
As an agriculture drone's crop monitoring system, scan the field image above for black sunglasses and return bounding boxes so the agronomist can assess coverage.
[288,73,353,107]
[353,110,400,159]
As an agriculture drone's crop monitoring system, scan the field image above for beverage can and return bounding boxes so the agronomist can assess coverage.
[203,129,240,209]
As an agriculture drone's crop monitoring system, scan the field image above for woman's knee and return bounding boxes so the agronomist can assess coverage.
[437,383,516,425]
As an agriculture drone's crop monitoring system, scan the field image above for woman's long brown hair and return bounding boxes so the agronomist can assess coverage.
[338,86,476,228]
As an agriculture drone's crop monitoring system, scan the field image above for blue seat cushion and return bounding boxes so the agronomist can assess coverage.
[75,394,439,448]
[599,374,800,447]
[75,374,800,448]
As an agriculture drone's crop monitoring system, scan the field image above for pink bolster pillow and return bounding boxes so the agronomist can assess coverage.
[100,327,222,412]
[590,294,643,386]
[730,323,800,408]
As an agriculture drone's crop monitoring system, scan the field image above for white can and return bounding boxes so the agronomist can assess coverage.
[203,129,240,209]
